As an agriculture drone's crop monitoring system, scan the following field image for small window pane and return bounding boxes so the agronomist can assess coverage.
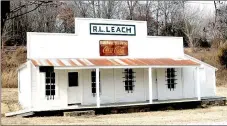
[129,81,133,86]
[91,71,96,76]
[68,72,78,87]
[167,73,171,78]
[167,84,171,89]
[92,88,96,93]
[46,72,51,78]
[46,85,50,90]
[125,86,129,91]
[92,76,96,82]
[92,82,96,87]
[51,85,55,89]
[129,85,133,91]
[170,73,175,78]
[46,90,50,95]
[171,79,175,83]
[171,84,175,89]
[46,78,50,83]
[128,69,133,73]
[51,90,55,95]
[51,78,55,83]
[51,72,55,78]
[129,74,133,79]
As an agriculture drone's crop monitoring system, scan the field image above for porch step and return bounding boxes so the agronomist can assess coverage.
[64,110,95,117]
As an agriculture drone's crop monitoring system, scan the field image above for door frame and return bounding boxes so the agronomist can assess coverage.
[67,70,82,105]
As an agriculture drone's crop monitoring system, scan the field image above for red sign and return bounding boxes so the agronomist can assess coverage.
[100,40,128,56]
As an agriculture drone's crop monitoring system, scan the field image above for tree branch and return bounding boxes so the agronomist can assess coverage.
[6,1,52,21]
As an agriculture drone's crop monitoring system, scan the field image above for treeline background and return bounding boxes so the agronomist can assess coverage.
[1,1,227,48]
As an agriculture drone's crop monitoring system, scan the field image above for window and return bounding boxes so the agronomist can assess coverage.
[166,68,177,91]
[91,70,101,96]
[123,68,135,93]
[45,72,55,100]
[68,72,78,87]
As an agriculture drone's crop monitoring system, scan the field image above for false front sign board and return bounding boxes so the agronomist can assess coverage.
[100,40,128,56]
[90,23,136,36]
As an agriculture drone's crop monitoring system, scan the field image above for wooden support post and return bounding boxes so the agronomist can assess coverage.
[148,67,153,103]
[196,67,201,100]
[96,68,100,107]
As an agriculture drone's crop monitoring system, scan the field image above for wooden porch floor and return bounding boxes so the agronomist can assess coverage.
[78,98,198,109]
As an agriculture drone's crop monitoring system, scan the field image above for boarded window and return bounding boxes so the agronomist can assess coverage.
[45,72,55,100]
[166,68,177,91]
[68,72,78,87]
[123,68,135,93]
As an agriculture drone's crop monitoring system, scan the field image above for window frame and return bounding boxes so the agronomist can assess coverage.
[123,68,135,93]
[45,71,55,100]
[91,70,101,97]
[166,68,177,91]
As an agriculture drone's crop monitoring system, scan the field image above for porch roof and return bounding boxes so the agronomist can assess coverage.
[30,58,200,67]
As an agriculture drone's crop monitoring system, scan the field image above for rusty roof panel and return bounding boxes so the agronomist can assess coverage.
[31,58,200,67]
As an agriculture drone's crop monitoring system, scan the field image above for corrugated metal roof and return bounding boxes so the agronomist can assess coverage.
[31,58,199,67]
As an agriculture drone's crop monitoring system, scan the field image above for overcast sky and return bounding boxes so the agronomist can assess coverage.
[186,1,215,16]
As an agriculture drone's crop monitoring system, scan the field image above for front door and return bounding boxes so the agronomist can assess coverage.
[68,71,81,105]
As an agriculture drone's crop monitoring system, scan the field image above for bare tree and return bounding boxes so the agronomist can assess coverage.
[74,1,89,18]
[183,5,202,49]
[126,0,138,20]
[101,1,119,19]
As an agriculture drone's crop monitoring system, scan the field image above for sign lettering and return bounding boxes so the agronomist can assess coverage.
[100,40,128,56]
[90,23,136,36]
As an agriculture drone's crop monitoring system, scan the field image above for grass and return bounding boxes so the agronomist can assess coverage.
[1,47,27,88]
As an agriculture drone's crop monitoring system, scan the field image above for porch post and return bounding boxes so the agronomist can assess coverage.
[148,67,153,103]
[196,67,201,100]
[96,68,100,107]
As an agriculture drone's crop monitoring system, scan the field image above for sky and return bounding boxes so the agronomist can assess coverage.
[186,1,215,16]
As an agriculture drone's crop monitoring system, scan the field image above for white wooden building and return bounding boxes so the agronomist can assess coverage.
[17,18,217,111]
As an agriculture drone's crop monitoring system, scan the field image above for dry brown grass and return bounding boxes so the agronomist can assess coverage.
[1,87,227,125]
[1,47,27,88]
[185,48,227,86]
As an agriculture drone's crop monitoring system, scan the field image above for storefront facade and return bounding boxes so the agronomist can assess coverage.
[18,18,217,111]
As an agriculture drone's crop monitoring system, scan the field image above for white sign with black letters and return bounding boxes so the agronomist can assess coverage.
[90,23,136,36]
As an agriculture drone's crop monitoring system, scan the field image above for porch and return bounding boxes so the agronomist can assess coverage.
[31,58,201,109]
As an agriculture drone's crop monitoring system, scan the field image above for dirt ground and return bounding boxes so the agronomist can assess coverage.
[1,87,227,125]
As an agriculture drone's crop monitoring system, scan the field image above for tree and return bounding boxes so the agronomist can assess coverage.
[126,0,138,20]
[182,4,203,49]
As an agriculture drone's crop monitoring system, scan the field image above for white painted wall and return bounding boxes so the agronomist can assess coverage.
[184,54,216,97]
[32,69,68,110]
[27,33,184,59]
[157,68,184,100]
[200,66,216,97]
[18,65,31,109]
[182,67,196,98]
[82,68,147,105]
[27,18,184,59]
